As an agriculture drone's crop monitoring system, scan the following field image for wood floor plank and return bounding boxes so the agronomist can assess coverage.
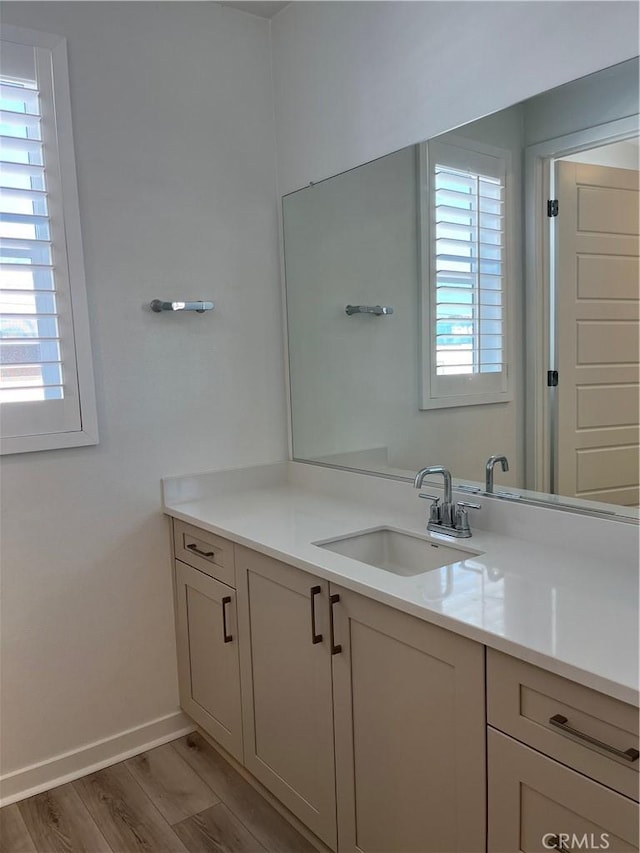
[0,803,38,853]
[73,763,188,853]
[172,734,317,853]
[18,784,112,853]
[173,802,266,853]
[126,743,219,825]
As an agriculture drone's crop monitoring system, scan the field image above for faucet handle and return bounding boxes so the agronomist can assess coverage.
[454,501,481,537]
[419,493,441,525]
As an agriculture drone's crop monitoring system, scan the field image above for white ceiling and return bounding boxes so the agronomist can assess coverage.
[219,2,290,17]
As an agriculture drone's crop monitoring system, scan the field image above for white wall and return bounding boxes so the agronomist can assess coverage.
[271,1,639,195]
[0,1,286,799]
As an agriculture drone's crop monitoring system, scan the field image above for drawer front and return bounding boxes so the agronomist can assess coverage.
[488,728,639,853]
[173,519,235,586]
[487,649,639,800]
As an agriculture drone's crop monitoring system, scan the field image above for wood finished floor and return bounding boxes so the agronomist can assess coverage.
[0,732,317,853]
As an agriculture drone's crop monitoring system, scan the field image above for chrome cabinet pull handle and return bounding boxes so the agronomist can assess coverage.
[187,542,215,559]
[222,596,232,643]
[329,594,341,655]
[310,586,323,644]
[549,714,639,762]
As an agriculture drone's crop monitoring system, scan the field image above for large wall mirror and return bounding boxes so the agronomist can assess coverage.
[283,58,639,519]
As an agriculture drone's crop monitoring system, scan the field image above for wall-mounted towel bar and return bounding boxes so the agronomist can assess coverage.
[345,305,393,316]
[150,300,214,313]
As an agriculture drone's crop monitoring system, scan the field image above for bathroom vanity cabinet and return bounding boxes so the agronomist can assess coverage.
[172,521,243,761]
[169,518,639,853]
[233,545,485,852]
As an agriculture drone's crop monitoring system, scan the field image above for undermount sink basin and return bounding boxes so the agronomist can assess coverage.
[315,527,482,577]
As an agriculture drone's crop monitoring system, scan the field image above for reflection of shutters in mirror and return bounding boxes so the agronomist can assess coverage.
[0,28,97,453]
[420,139,512,409]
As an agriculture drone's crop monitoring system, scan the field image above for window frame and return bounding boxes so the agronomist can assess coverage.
[1,24,98,455]
[418,136,514,410]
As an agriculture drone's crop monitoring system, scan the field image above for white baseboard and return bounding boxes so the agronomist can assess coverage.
[0,710,196,807]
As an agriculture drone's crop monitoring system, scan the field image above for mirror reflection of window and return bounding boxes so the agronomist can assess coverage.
[420,138,511,410]
[434,165,504,378]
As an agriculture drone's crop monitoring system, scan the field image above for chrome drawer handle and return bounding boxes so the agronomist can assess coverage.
[187,542,215,559]
[549,714,639,762]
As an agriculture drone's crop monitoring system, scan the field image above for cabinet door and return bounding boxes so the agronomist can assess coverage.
[331,585,486,853]
[488,727,639,852]
[235,546,337,850]
[175,560,243,761]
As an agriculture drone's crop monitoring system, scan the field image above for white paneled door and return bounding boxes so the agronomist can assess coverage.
[555,161,639,505]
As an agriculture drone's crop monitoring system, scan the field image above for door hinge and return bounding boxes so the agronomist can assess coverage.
[547,199,559,217]
[547,370,559,387]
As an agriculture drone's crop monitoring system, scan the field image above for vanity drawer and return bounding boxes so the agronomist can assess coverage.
[487,649,639,801]
[173,520,235,587]
[488,728,639,853]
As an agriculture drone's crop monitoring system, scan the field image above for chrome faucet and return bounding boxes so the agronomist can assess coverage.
[485,455,509,494]
[414,465,480,538]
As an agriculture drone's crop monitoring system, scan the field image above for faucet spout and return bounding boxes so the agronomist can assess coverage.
[485,455,509,494]
[414,465,452,506]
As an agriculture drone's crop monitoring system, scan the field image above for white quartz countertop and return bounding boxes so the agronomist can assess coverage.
[162,462,639,706]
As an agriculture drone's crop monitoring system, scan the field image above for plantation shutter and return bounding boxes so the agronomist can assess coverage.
[1,30,96,451]
[421,139,511,409]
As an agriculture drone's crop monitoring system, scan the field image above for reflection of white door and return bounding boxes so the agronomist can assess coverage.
[555,161,639,505]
